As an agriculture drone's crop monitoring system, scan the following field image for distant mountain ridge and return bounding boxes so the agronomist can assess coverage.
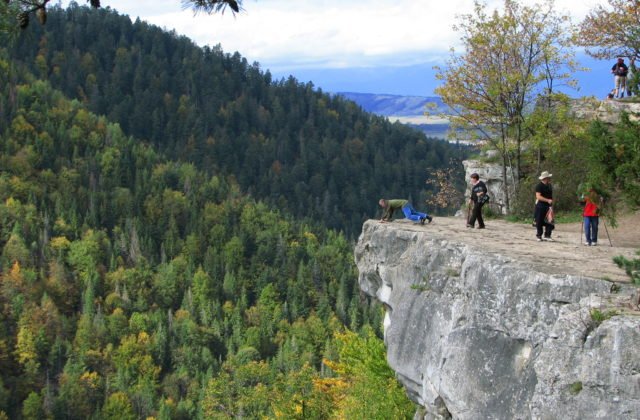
[336,92,448,117]
[337,92,452,139]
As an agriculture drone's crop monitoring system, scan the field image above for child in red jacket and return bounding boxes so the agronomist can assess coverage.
[581,189,601,246]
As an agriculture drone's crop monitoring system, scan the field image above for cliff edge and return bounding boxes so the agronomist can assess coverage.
[355,217,640,419]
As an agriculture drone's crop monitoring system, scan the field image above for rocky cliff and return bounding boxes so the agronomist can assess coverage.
[570,97,640,124]
[355,218,640,419]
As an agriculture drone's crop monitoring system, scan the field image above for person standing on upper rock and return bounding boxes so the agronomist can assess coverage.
[379,199,432,225]
[534,171,554,242]
[627,57,636,97]
[467,173,487,229]
[611,57,629,98]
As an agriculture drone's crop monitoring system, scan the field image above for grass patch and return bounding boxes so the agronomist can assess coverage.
[569,381,583,395]
[411,275,431,292]
[590,308,618,326]
[410,284,430,293]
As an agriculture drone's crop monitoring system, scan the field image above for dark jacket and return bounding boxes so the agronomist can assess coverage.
[470,181,487,203]
[612,62,629,77]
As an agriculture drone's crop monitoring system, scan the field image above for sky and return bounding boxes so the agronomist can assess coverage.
[57,0,612,97]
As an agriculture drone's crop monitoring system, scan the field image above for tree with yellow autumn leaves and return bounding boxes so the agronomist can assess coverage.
[574,0,640,60]
[435,0,578,212]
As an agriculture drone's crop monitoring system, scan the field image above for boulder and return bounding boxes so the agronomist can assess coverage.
[462,160,516,215]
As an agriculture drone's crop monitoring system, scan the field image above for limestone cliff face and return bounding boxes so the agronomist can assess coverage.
[355,220,640,419]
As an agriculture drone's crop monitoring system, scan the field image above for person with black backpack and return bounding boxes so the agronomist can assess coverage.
[611,57,629,98]
[467,173,488,229]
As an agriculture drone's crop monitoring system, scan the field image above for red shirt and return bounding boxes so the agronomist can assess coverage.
[583,197,599,217]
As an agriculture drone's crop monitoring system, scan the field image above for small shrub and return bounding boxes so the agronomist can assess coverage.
[590,308,618,327]
[613,251,640,284]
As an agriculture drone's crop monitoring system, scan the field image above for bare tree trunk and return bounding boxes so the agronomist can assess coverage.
[502,152,510,213]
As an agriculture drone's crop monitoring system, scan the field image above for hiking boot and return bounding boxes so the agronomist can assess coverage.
[584,242,591,246]
[477,225,485,229]
[592,242,597,246]
[536,236,543,242]
[466,224,473,228]
[543,236,554,242]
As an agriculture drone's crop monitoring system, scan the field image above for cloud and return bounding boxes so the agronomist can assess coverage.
[60,0,604,72]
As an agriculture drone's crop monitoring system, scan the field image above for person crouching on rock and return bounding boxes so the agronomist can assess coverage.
[379,199,432,225]
[467,173,487,229]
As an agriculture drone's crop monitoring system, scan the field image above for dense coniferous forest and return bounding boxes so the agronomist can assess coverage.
[0,59,417,418]
[0,3,471,418]
[6,3,467,237]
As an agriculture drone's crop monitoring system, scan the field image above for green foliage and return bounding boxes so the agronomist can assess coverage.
[568,381,583,395]
[587,116,640,208]
[435,0,577,212]
[589,308,618,326]
[101,392,137,420]
[4,5,467,237]
[613,251,640,284]
[0,66,399,417]
[325,328,416,419]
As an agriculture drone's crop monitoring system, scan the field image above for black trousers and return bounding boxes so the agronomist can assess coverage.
[534,203,553,237]
[468,201,484,227]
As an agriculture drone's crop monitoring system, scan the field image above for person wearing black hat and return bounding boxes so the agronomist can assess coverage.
[467,173,487,229]
[534,171,554,242]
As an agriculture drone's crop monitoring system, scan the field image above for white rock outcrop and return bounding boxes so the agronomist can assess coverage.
[462,160,515,215]
[569,97,640,124]
[355,220,640,419]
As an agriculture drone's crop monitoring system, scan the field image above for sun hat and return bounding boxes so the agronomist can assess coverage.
[538,171,552,180]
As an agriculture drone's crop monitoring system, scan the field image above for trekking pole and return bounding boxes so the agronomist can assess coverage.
[598,197,613,247]
[601,216,613,247]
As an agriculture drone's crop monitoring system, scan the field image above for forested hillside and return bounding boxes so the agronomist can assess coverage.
[0,54,417,418]
[6,4,467,237]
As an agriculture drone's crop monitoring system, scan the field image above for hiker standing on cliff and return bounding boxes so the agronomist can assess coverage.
[627,57,636,97]
[534,171,554,242]
[611,57,629,98]
[379,199,432,225]
[467,173,487,229]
